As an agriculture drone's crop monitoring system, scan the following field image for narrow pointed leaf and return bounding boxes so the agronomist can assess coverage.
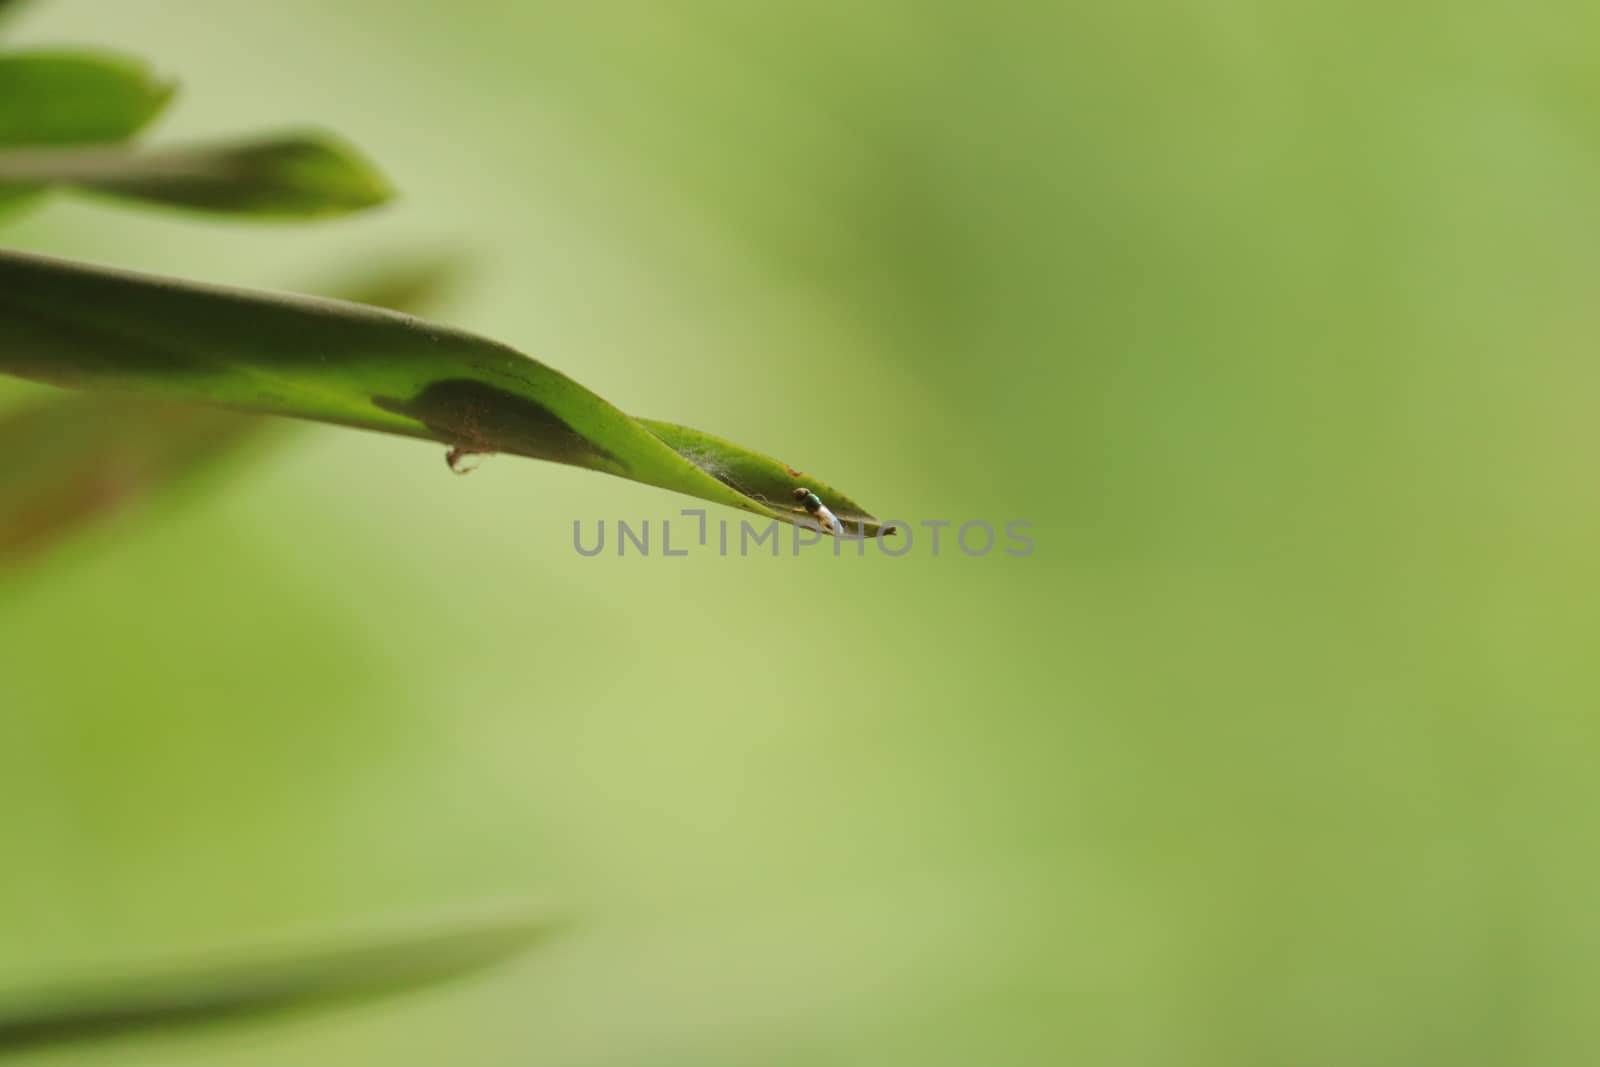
[637,418,881,532]
[0,902,551,1053]
[0,249,886,531]
[0,50,174,147]
[0,133,392,218]
[0,257,462,567]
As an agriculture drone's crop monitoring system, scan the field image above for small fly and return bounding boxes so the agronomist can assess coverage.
[792,486,845,535]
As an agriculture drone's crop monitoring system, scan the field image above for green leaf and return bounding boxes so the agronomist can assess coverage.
[0,50,176,222]
[0,249,887,533]
[0,902,551,1052]
[0,257,463,567]
[0,50,175,147]
[0,133,393,218]
[637,417,880,531]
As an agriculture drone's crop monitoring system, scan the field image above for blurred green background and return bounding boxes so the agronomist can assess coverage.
[3,1,1598,1063]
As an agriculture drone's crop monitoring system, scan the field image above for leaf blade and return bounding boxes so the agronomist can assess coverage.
[0,257,465,567]
[0,249,883,531]
[0,902,551,1053]
[639,417,882,532]
[0,133,393,218]
[0,50,174,147]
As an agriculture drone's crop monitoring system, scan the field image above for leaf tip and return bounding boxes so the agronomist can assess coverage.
[282,130,397,214]
[143,72,180,128]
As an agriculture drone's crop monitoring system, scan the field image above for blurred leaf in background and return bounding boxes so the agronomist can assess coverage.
[0,902,551,1055]
[0,48,172,218]
[0,50,171,146]
[0,133,391,217]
